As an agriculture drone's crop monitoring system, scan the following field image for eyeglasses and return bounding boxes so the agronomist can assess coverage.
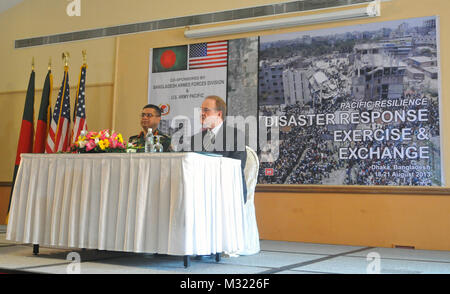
[201,107,218,113]
[141,113,160,118]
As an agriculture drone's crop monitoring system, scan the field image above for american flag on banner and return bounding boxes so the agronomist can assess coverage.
[45,68,71,153]
[189,41,228,70]
[71,65,87,143]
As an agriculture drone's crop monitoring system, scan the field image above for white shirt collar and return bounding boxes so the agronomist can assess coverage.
[209,121,223,136]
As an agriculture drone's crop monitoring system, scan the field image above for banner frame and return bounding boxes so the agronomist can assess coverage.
[256,184,450,195]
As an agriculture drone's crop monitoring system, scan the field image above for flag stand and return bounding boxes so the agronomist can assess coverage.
[33,244,39,255]
[62,52,69,67]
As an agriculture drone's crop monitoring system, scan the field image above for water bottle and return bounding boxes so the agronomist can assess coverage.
[145,128,154,153]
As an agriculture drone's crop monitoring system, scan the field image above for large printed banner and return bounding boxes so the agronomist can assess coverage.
[148,16,444,187]
[148,41,228,136]
[258,16,443,186]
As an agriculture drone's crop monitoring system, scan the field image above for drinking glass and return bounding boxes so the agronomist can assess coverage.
[153,135,164,152]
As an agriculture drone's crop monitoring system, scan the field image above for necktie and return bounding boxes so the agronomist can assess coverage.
[203,129,215,151]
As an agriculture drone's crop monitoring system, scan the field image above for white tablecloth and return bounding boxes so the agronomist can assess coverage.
[6,152,245,256]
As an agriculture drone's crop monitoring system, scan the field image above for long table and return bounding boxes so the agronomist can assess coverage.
[6,152,245,263]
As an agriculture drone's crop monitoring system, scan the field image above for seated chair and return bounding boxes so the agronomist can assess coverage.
[237,146,261,255]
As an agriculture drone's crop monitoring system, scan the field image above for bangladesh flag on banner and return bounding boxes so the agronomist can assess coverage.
[152,45,188,73]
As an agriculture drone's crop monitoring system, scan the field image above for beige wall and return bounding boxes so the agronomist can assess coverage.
[0,84,114,181]
[0,0,288,91]
[1,0,450,250]
[0,0,118,181]
[0,0,289,181]
[255,191,450,251]
[0,186,11,225]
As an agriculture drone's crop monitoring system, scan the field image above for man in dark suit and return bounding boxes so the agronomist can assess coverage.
[190,96,248,203]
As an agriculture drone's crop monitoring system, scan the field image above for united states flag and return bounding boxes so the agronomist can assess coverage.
[45,68,71,153]
[71,65,87,144]
[189,41,228,70]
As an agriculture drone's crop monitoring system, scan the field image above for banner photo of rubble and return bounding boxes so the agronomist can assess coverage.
[258,16,443,186]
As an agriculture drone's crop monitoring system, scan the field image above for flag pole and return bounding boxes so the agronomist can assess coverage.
[71,50,88,143]
[54,52,69,149]
[82,49,87,65]
[47,58,53,138]
[31,57,35,127]
[62,52,69,68]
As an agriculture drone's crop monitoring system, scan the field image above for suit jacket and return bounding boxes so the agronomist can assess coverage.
[190,122,248,203]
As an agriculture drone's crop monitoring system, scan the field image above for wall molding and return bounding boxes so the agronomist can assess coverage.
[3,181,449,195]
[0,82,114,95]
[256,184,450,195]
[14,0,373,48]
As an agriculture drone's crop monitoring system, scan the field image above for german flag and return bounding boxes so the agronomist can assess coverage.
[6,70,35,224]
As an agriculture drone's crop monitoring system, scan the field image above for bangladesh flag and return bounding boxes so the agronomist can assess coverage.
[6,70,35,224]
[33,69,52,153]
[152,45,187,73]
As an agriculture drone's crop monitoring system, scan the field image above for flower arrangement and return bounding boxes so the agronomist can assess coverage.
[70,129,126,153]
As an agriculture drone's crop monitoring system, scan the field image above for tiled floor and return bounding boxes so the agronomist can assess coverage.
[1,225,449,274]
